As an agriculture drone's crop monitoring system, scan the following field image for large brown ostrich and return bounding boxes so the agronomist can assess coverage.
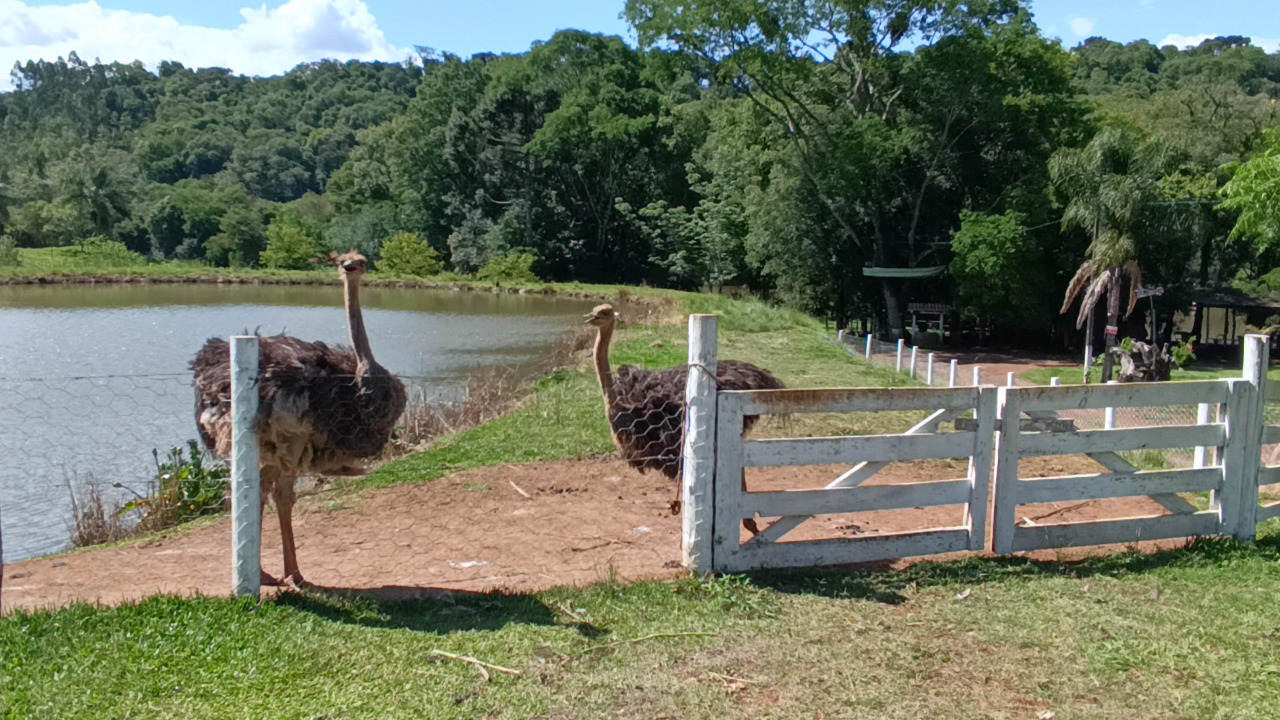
[191,250,406,586]
[585,304,783,513]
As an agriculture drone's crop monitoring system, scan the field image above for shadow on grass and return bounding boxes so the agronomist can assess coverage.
[748,532,1280,605]
[275,583,607,638]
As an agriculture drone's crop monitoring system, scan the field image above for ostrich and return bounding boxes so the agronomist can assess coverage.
[191,250,406,586]
[585,304,783,526]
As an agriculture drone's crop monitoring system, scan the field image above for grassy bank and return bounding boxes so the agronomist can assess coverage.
[1021,364,1280,386]
[5,531,1279,719]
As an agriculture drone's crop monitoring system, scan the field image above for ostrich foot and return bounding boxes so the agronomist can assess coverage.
[260,570,284,587]
[283,570,307,589]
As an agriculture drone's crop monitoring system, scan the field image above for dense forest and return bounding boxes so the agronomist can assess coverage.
[2,1,1280,349]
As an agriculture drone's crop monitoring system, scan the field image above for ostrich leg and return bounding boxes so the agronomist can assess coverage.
[273,477,303,585]
[258,467,284,587]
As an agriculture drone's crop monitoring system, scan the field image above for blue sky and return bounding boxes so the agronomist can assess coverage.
[0,0,1275,88]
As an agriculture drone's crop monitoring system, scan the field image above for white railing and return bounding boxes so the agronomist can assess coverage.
[683,319,1278,575]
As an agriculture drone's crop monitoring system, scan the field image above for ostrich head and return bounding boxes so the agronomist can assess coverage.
[336,249,368,280]
[585,304,618,327]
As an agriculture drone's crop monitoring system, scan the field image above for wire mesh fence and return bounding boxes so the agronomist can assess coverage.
[0,372,467,566]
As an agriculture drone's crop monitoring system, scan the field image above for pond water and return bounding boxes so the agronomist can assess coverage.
[0,283,593,562]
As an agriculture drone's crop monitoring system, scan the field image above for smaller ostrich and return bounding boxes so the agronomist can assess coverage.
[585,304,783,524]
[191,250,406,586]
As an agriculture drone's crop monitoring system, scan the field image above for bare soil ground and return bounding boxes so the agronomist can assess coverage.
[2,454,1184,614]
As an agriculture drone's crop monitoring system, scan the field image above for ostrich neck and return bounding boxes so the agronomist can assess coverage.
[594,322,617,410]
[344,276,377,375]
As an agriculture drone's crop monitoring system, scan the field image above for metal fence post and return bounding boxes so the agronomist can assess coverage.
[865,334,873,360]
[231,336,262,598]
[896,339,905,373]
[682,315,719,574]
[949,359,958,388]
[926,353,935,386]
[909,346,919,378]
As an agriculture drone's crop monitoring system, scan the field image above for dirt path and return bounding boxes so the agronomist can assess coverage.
[2,454,1184,614]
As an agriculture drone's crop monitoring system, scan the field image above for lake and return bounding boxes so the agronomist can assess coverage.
[0,283,593,562]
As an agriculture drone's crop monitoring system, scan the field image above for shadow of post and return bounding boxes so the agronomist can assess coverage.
[274,582,606,637]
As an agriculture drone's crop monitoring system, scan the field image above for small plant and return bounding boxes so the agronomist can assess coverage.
[377,232,444,276]
[477,252,539,284]
[1171,337,1196,369]
[123,441,230,532]
[0,235,20,266]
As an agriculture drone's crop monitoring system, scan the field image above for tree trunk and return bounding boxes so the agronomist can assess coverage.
[881,279,906,340]
[1101,269,1121,383]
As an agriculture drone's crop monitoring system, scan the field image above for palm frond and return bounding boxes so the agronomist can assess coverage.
[1123,261,1143,318]
[1077,273,1110,329]
[1060,261,1095,314]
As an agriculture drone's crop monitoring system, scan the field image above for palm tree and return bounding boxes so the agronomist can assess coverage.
[1051,128,1151,383]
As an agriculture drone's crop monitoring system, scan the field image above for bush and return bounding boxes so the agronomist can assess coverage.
[1171,337,1196,369]
[377,232,443,276]
[476,252,539,284]
[123,441,230,534]
[259,221,318,270]
[0,235,20,266]
[66,236,146,267]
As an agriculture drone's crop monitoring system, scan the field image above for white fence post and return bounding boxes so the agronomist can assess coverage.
[949,360,958,388]
[682,314,719,574]
[1105,380,1118,430]
[865,334,874,360]
[926,353,936,386]
[896,339,905,373]
[230,335,262,598]
[1006,372,1016,388]
[1219,379,1253,539]
[972,366,982,387]
[991,386,1021,555]
[1239,334,1269,539]
[910,346,919,378]
[1050,377,1061,387]
[1194,403,1212,468]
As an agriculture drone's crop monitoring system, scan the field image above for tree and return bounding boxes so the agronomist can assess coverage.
[949,211,1049,337]
[377,232,443,276]
[1052,128,1151,382]
[259,219,318,270]
[1221,128,1280,250]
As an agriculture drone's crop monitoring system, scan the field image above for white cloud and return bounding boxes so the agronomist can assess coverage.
[1158,33,1280,52]
[0,0,409,88]
[1069,17,1095,38]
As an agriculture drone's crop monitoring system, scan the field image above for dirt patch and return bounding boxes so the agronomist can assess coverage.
[2,455,1187,614]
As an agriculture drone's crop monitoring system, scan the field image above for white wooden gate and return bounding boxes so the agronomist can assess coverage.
[989,380,1248,554]
[679,318,1279,576]
[709,386,996,572]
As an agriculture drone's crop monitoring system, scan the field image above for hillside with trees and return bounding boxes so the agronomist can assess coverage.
[2,2,1279,348]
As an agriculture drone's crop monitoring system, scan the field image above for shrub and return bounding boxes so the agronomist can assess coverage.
[67,236,146,267]
[0,235,20,266]
[259,221,318,270]
[1171,337,1196,369]
[123,441,230,533]
[377,232,443,276]
[477,252,539,284]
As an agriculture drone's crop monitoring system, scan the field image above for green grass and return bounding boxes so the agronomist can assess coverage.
[5,529,1280,719]
[365,307,908,488]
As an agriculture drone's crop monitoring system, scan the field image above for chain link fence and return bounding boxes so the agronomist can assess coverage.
[0,372,465,565]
